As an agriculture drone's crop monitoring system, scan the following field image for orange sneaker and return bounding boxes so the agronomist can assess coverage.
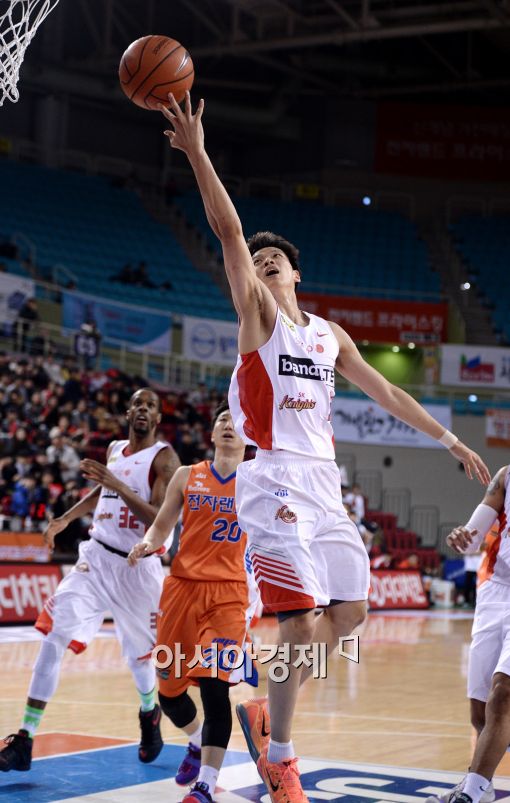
[257,749,309,803]
[235,697,270,763]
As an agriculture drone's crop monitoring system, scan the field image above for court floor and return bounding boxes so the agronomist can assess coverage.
[2,611,510,802]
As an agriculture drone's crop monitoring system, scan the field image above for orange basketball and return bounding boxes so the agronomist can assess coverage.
[119,35,194,110]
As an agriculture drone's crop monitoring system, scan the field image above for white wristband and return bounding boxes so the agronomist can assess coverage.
[439,429,458,449]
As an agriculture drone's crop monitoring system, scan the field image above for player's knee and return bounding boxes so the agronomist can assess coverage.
[328,600,367,636]
[33,634,67,677]
[487,673,510,719]
[470,698,486,733]
[158,690,197,728]
[199,678,232,749]
[279,611,316,644]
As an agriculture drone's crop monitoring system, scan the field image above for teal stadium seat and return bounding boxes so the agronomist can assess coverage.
[175,192,439,300]
[0,161,236,321]
[451,215,510,342]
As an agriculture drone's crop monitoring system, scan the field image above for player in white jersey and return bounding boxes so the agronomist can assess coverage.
[159,91,491,802]
[426,466,510,803]
[0,388,180,774]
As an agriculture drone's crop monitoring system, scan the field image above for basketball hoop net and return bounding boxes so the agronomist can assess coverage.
[0,0,60,106]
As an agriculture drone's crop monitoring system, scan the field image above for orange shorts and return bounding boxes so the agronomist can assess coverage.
[156,575,249,697]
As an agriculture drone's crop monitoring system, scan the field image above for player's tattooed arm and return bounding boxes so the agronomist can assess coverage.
[482,465,508,511]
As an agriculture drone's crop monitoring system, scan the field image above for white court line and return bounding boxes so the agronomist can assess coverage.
[297,711,469,728]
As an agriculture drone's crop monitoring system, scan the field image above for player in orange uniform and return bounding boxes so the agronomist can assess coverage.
[128,401,256,803]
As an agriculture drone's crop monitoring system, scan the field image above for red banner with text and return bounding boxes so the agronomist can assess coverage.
[298,293,448,344]
[369,570,429,610]
[0,563,62,623]
[375,102,510,181]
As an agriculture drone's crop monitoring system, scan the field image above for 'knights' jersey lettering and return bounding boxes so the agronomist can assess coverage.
[229,309,339,459]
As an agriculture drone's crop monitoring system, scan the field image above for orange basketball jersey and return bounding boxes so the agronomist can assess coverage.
[171,461,247,582]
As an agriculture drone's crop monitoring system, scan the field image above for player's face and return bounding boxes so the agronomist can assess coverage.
[211,410,244,450]
[252,247,300,289]
[127,390,161,435]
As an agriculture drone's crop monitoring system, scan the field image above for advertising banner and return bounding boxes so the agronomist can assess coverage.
[0,564,62,624]
[182,315,238,366]
[62,291,172,354]
[0,273,35,325]
[332,397,451,448]
[375,102,510,181]
[440,344,510,389]
[486,409,510,448]
[369,570,429,609]
[298,293,447,344]
[0,532,49,562]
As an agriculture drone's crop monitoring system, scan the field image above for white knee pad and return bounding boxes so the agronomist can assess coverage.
[28,633,67,702]
[126,656,156,695]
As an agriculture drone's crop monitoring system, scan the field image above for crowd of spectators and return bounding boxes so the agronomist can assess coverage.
[0,352,225,553]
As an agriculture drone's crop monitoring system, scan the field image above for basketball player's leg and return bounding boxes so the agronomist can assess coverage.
[111,555,168,763]
[0,552,105,771]
[426,588,504,803]
[181,582,250,802]
[156,576,206,785]
[299,599,367,685]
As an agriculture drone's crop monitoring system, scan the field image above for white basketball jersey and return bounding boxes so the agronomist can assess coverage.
[480,466,510,587]
[228,309,339,460]
[89,439,168,551]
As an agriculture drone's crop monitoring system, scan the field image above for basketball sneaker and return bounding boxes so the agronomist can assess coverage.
[425,779,495,803]
[0,730,32,771]
[176,742,201,785]
[257,748,309,803]
[138,704,163,763]
[236,696,271,763]
[182,781,214,802]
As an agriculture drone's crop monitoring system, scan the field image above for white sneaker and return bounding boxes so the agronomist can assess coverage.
[424,779,495,803]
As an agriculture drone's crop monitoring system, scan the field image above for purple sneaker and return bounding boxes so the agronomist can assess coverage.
[175,742,201,786]
[182,781,214,802]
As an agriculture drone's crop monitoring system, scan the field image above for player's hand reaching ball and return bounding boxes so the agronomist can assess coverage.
[159,91,204,157]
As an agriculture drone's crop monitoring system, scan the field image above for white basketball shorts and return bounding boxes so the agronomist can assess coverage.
[468,579,510,702]
[235,450,370,613]
[43,538,164,660]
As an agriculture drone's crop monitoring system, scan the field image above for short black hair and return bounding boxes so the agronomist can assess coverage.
[246,231,301,276]
[129,387,161,411]
[211,399,229,428]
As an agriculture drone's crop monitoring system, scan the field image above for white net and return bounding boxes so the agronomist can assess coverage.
[0,0,60,106]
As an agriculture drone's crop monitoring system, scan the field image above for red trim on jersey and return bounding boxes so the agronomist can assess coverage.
[237,350,273,450]
[252,556,303,585]
[122,444,132,457]
[257,579,316,613]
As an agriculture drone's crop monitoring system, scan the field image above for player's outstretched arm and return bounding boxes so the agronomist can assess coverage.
[159,92,275,330]
[332,322,491,485]
[128,466,190,566]
[80,445,180,528]
[43,485,101,551]
[446,466,506,553]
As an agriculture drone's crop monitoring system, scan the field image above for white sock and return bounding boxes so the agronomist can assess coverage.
[189,722,202,750]
[463,772,491,803]
[268,738,295,763]
[197,764,218,792]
